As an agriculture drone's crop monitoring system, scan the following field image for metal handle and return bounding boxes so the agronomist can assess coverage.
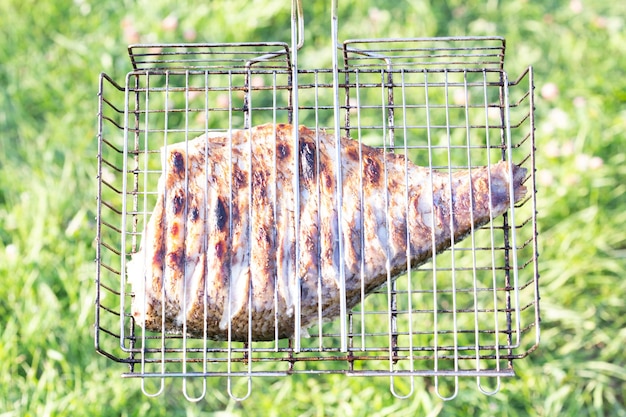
[292,0,304,51]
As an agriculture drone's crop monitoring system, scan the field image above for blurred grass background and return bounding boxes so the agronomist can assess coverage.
[1,0,625,415]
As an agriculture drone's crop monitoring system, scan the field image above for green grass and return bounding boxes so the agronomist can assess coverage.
[1,0,625,415]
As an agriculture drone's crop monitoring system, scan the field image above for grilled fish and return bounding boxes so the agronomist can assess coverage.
[127,123,527,341]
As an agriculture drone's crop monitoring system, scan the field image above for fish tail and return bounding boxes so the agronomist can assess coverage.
[510,163,528,204]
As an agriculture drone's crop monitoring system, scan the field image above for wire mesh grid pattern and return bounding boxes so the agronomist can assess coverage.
[95,36,539,400]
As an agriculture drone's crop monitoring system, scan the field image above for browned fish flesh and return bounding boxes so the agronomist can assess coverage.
[127,123,527,341]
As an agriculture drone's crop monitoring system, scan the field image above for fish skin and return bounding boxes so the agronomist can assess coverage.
[127,123,527,341]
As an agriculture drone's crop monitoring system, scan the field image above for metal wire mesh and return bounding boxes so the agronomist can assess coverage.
[95,36,539,401]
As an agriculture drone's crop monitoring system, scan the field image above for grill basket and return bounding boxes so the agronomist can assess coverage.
[95,3,539,402]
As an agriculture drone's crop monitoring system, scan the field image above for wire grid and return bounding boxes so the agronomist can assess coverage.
[95,37,539,400]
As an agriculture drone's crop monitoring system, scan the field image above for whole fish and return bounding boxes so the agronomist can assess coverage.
[127,123,527,341]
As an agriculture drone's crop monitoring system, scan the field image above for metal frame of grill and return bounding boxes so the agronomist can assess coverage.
[95,0,539,401]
